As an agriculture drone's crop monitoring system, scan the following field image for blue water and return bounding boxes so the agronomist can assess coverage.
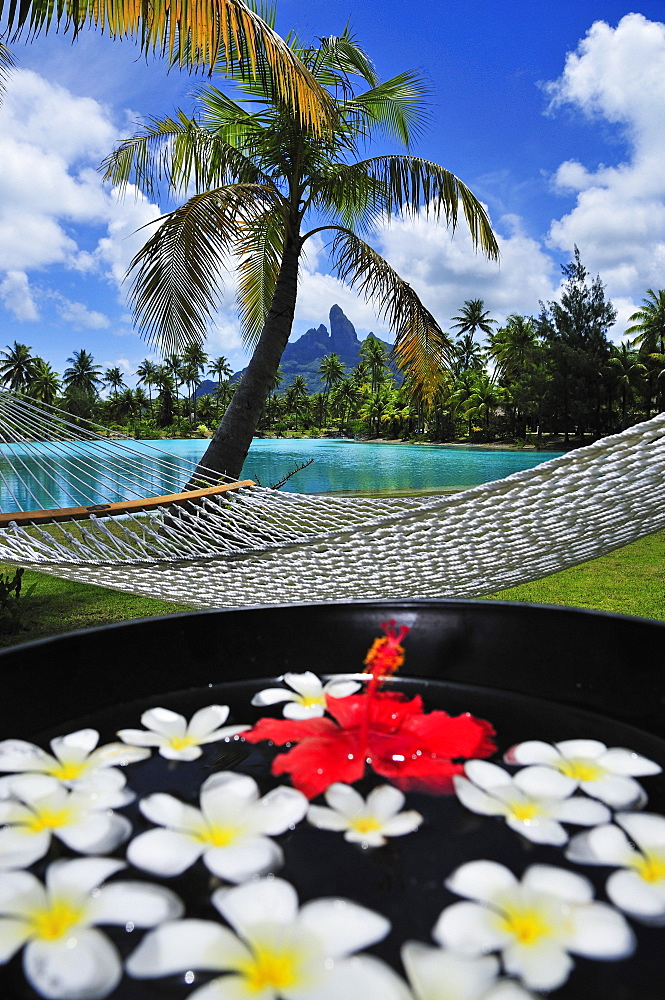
[0,437,564,511]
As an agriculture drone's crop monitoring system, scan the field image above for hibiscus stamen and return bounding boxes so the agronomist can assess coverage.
[363,620,410,684]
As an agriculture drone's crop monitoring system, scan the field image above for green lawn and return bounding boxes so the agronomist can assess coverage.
[0,528,662,648]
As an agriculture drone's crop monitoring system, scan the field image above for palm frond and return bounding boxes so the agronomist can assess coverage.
[308,163,387,232]
[344,71,431,146]
[0,42,14,103]
[101,113,268,199]
[313,32,378,89]
[127,183,277,355]
[235,208,286,347]
[358,155,499,259]
[330,228,455,403]
[0,0,332,133]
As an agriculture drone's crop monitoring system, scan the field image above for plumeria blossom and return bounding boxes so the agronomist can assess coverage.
[243,691,496,799]
[401,943,536,1000]
[0,729,148,801]
[0,856,183,1000]
[504,739,661,809]
[307,782,423,846]
[117,705,249,761]
[454,760,610,845]
[128,771,307,883]
[567,812,665,924]
[127,876,408,1000]
[0,773,132,870]
[251,671,361,719]
[436,861,634,992]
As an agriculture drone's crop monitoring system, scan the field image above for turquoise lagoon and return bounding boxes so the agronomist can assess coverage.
[0,437,564,512]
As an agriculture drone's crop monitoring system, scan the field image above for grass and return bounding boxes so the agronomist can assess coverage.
[0,528,662,648]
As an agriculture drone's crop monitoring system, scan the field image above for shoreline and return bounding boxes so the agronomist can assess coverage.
[255,433,577,453]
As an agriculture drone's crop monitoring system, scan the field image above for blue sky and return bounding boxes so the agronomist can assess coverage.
[2,1,665,388]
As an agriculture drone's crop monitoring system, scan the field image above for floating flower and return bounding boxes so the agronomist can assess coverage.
[401,943,535,1000]
[504,739,661,809]
[0,729,148,800]
[436,861,634,992]
[363,620,410,679]
[127,876,406,1000]
[0,856,183,999]
[243,691,496,799]
[117,705,249,761]
[0,773,132,870]
[251,671,361,719]
[566,812,665,924]
[128,771,307,883]
[307,782,423,846]
[454,760,610,845]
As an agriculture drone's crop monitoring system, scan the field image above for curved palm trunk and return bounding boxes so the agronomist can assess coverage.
[189,238,302,484]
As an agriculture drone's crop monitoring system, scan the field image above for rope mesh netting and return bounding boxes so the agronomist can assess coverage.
[0,387,663,608]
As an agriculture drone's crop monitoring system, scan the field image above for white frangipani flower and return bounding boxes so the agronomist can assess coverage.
[504,739,661,809]
[401,943,535,1000]
[567,812,665,924]
[0,729,148,800]
[251,671,361,719]
[0,856,183,1000]
[307,783,423,846]
[454,760,610,845]
[0,773,131,870]
[117,705,249,761]
[128,771,307,882]
[436,861,634,992]
[127,876,407,1000]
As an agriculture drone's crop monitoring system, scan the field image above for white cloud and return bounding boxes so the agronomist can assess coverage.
[544,14,665,319]
[0,271,39,321]
[51,293,110,330]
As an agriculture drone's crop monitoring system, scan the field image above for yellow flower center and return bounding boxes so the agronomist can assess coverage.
[48,760,86,781]
[509,801,542,822]
[350,816,382,835]
[31,901,83,942]
[632,851,665,883]
[168,735,196,751]
[242,947,298,993]
[500,905,553,946]
[198,823,240,847]
[557,758,603,782]
[296,694,324,708]
[26,808,72,833]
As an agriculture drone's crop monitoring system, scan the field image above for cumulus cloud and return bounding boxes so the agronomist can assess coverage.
[0,271,39,321]
[544,14,665,320]
[50,293,110,330]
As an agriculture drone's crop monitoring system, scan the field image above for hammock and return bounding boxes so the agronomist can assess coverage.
[0,387,663,608]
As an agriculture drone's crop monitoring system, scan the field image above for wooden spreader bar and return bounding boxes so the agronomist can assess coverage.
[0,481,255,527]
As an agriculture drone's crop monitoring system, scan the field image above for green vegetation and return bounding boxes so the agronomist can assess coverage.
[0,528,662,650]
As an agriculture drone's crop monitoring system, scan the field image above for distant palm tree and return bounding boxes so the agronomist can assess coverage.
[607,343,647,430]
[451,299,496,340]
[104,366,127,400]
[136,359,160,417]
[359,338,389,393]
[285,375,309,431]
[626,289,665,356]
[453,332,485,373]
[181,343,209,420]
[28,359,61,405]
[0,341,38,392]
[64,350,103,397]
[317,353,345,427]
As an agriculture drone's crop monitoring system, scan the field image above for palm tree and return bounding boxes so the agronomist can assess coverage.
[104,25,498,480]
[0,342,37,391]
[284,375,309,431]
[28,359,61,405]
[63,350,103,397]
[317,353,345,427]
[104,366,127,399]
[486,314,538,380]
[453,332,484,373]
[136,359,160,417]
[330,377,361,436]
[606,343,647,430]
[626,289,665,357]
[451,299,496,340]
[181,343,209,420]
[0,0,331,133]
[359,338,390,394]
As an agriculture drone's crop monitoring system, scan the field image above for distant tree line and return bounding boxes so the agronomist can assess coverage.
[1,251,663,445]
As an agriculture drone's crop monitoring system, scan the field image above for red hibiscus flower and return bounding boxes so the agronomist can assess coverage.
[243,691,496,799]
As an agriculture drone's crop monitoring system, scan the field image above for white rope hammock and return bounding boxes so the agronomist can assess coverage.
[0,387,663,608]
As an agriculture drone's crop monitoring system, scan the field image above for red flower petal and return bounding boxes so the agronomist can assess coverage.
[272,732,365,799]
[243,717,336,746]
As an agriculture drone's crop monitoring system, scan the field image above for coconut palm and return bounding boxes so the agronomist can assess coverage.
[0,0,330,132]
[28,359,61,405]
[103,366,127,399]
[284,374,309,431]
[136,359,160,418]
[451,299,496,340]
[626,289,665,357]
[63,350,103,397]
[486,314,538,381]
[104,24,498,480]
[359,338,390,394]
[317,352,345,427]
[181,343,209,419]
[0,342,38,392]
[453,332,485,373]
[607,343,647,430]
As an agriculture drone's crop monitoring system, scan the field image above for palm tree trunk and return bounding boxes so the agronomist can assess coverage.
[189,238,302,484]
